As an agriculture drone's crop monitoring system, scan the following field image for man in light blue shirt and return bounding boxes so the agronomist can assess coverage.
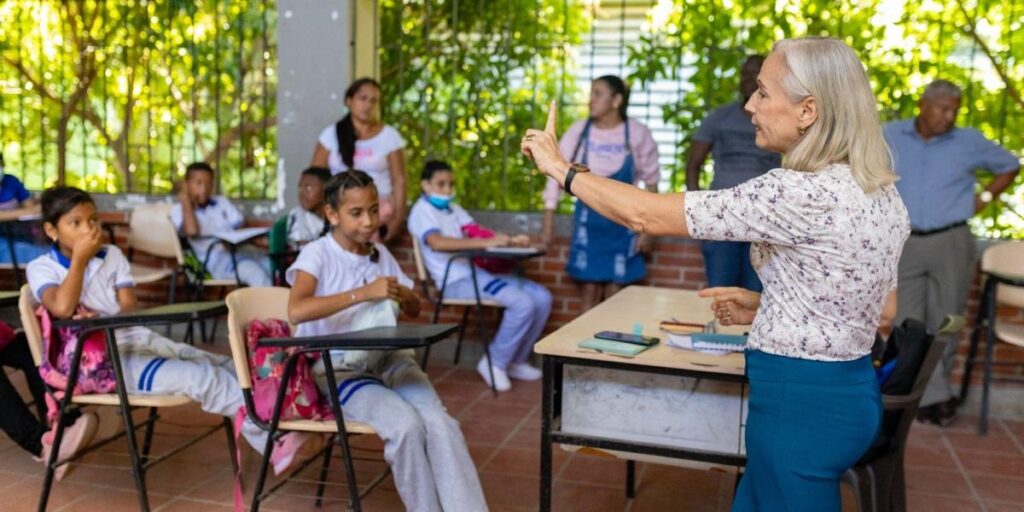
[885,79,1020,426]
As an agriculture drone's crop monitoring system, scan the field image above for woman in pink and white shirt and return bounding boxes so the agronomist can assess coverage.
[541,76,660,311]
[311,78,408,243]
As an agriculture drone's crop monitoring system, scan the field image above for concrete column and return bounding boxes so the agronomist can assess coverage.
[275,0,352,212]
[352,0,380,79]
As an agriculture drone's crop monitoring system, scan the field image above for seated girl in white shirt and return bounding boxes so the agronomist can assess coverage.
[28,187,282,466]
[286,170,487,512]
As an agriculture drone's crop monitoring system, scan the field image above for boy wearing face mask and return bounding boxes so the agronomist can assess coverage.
[408,161,552,391]
[0,151,47,264]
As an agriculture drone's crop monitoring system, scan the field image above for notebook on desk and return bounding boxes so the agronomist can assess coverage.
[484,246,541,255]
[666,333,747,356]
[577,338,651,358]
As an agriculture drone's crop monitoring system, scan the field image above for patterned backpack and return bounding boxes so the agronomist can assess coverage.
[233,318,332,511]
[242,318,332,422]
[35,305,116,423]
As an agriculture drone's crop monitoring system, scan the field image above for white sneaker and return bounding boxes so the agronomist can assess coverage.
[39,412,98,481]
[477,357,511,392]
[508,363,542,381]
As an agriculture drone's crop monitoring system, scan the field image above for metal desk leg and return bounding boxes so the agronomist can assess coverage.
[106,328,151,511]
[626,460,636,499]
[229,244,244,287]
[5,224,21,288]
[979,281,998,436]
[960,280,990,404]
[540,355,559,512]
[322,350,362,511]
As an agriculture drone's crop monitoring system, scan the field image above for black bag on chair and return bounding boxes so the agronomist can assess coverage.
[876,319,933,395]
[862,318,933,462]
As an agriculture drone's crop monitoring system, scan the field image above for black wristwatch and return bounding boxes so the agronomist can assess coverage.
[564,163,591,197]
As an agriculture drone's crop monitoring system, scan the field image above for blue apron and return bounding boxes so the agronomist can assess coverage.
[565,120,646,284]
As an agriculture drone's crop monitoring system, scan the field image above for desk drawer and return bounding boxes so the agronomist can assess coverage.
[561,365,748,457]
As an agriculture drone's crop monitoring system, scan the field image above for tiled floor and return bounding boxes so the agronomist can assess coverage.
[3,345,1024,511]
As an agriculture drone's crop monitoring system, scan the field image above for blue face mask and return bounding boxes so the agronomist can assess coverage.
[426,193,453,209]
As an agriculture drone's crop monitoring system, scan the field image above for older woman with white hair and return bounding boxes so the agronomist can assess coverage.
[522,37,910,511]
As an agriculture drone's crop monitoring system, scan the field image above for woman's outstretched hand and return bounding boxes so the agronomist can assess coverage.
[698,287,762,326]
[521,101,570,180]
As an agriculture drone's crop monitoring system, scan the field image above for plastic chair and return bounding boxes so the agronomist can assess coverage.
[842,315,961,512]
[19,285,236,512]
[123,203,178,304]
[225,287,388,512]
[959,240,1024,435]
[411,236,503,394]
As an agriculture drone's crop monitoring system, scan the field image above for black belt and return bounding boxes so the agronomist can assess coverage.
[910,221,967,237]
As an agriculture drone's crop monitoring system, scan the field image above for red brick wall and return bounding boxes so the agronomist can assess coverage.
[386,231,709,332]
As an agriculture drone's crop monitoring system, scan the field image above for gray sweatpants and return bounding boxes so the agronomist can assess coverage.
[444,270,553,370]
[896,225,975,406]
[316,351,487,512]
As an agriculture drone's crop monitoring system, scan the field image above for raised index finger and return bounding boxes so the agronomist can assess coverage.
[544,100,557,135]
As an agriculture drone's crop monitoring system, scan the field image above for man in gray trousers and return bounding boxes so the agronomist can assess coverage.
[885,79,1020,426]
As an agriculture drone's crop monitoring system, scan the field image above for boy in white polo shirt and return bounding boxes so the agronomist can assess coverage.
[407,160,552,391]
[171,162,272,286]
[286,166,330,245]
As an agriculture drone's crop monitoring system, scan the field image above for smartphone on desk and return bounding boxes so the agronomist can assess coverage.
[594,330,660,347]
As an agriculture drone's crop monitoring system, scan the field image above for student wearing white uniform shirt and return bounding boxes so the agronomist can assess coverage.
[27,187,279,460]
[523,38,910,511]
[287,171,486,512]
[171,162,272,287]
[310,78,408,242]
[286,166,330,245]
[408,161,553,392]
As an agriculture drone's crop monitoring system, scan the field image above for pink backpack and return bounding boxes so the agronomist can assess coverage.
[243,318,332,422]
[233,318,332,511]
[36,305,115,424]
[462,223,518,274]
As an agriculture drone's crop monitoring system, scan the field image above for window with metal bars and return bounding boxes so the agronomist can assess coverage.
[0,0,277,200]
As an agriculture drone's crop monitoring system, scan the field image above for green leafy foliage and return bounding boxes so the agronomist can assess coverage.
[1,0,1020,237]
[0,0,277,198]
[378,0,589,211]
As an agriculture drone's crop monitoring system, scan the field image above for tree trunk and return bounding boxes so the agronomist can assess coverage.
[56,112,71,185]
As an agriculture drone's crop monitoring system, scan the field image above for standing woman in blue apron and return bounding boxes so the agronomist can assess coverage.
[541,76,660,311]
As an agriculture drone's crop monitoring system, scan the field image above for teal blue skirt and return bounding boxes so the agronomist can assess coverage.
[734,350,882,512]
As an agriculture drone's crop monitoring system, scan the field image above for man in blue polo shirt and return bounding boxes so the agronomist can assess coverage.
[885,79,1020,426]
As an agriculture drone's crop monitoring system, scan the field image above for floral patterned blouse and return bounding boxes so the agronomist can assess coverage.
[684,163,910,361]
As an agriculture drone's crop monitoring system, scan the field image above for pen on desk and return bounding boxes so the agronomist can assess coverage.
[577,347,632,359]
